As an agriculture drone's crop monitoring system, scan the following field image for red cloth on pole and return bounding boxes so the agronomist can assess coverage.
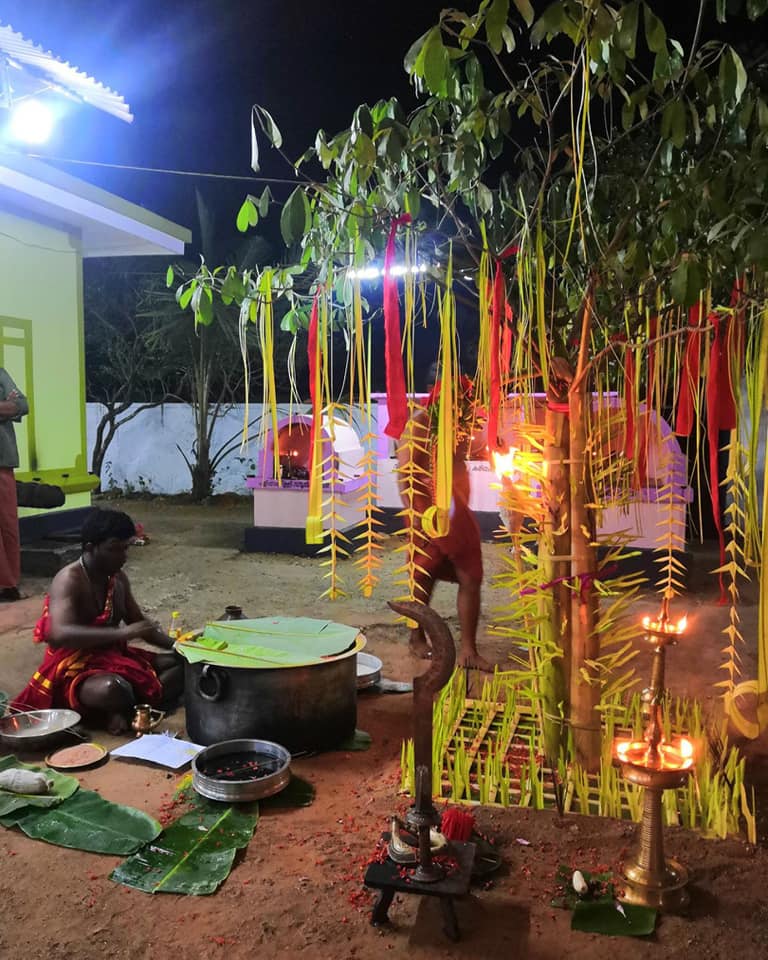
[624,348,636,459]
[646,316,658,407]
[501,302,514,383]
[10,583,162,712]
[382,214,412,440]
[675,304,703,437]
[487,261,504,450]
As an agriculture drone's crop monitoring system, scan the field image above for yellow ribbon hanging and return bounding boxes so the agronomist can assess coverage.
[425,253,456,539]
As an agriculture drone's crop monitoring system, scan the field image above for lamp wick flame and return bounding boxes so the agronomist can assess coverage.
[492,447,517,480]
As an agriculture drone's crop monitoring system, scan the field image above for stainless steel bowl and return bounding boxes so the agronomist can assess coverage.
[357,652,383,690]
[192,738,291,803]
[0,709,82,751]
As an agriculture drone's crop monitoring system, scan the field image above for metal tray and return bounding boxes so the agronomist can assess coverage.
[357,652,383,690]
[192,738,291,803]
[0,709,81,752]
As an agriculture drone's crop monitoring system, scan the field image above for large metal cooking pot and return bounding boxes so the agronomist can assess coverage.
[184,635,364,752]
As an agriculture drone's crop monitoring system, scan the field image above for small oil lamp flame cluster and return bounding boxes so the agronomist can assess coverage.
[491,447,518,480]
[613,601,695,912]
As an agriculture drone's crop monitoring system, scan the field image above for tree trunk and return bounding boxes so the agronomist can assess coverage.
[191,434,213,501]
[91,420,118,490]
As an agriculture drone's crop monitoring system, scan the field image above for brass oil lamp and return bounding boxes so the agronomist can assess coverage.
[613,600,694,911]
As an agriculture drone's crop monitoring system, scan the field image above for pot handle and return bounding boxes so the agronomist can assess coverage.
[197,664,227,702]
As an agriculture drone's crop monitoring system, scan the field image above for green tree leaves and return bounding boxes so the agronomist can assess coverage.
[486,0,511,54]
[513,0,535,27]
[719,48,748,105]
[250,105,283,172]
[617,0,639,59]
[661,99,687,149]
[643,3,666,54]
[417,26,450,95]
[671,257,704,308]
[280,188,312,246]
[236,188,273,233]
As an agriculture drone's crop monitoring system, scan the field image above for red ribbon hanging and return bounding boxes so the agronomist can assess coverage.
[487,261,504,451]
[646,316,658,407]
[501,302,514,384]
[382,213,412,440]
[674,303,703,437]
[707,315,732,605]
[520,563,619,604]
[624,346,636,460]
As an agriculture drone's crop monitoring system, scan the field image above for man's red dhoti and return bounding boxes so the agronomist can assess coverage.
[10,578,162,712]
[419,501,483,584]
[0,468,20,589]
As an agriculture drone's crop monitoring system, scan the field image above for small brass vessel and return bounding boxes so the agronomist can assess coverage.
[131,704,165,736]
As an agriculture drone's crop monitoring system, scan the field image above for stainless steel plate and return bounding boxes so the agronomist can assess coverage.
[192,738,291,803]
[357,652,382,690]
[0,709,81,751]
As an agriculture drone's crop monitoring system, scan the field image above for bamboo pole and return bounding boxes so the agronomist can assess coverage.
[568,281,602,769]
[539,399,571,761]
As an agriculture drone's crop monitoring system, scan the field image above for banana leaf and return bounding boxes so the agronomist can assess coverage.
[260,774,315,809]
[335,729,372,751]
[2,789,161,853]
[110,800,258,895]
[571,900,656,937]
[0,755,79,818]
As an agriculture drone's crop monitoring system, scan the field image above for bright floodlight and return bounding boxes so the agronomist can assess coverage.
[9,100,55,144]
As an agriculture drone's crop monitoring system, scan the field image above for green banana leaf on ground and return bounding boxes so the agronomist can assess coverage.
[335,729,372,751]
[110,796,258,895]
[551,864,657,937]
[0,755,79,818]
[0,788,161,854]
[571,899,657,937]
[259,774,315,809]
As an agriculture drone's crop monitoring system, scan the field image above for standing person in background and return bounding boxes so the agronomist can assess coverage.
[396,366,492,671]
[0,368,28,602]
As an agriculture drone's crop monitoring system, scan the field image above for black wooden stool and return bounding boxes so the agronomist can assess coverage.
[363,835,476,942]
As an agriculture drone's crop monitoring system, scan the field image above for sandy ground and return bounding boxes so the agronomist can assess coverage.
[1,496,767,960]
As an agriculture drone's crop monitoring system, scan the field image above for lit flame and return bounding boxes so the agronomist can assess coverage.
[614,736,695,770]
[642,614,687,635]
[492,447,517,480]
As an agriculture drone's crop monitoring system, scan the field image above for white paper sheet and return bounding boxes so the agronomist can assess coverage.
[111,733,205,770]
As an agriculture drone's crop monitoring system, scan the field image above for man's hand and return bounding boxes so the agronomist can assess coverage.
[120,620,158,643]
[123,620,177,652]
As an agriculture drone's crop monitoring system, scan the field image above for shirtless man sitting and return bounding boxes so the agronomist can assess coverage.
[396,369,492,672]
[12,508,183,733]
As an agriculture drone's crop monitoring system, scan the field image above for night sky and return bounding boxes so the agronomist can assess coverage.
[1,0,464,230]
[1,1,740,235]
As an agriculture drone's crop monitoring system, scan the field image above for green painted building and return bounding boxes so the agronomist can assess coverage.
[0,153,190,535]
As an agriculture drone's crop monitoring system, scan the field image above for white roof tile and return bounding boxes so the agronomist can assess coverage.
[0,23,132,123]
